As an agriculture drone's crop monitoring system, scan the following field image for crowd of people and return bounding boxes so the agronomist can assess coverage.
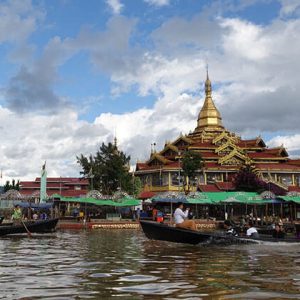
[149,202,290,240]
[11,204,49,222]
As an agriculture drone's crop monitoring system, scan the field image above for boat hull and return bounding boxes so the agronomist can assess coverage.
[140,220,213,245]
[140,220,300,245]
[0,218,59,236]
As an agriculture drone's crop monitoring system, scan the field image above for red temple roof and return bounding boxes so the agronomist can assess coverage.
[138,191,156,199]
[215,181,235,190]
[198,184,220,192]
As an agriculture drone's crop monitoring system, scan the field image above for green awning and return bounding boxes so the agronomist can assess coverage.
[60,196,141,207]
[187,192,220,204]
[189,192,272,205]
[50,193,62,198]
[187,198,216,205]
[279,196,300,204]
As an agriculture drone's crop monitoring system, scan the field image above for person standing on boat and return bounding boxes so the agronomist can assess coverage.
[174,202,197,231]
[152,205,158,221]
[11,205,22,222]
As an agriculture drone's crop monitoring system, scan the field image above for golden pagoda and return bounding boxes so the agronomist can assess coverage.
[195,71,224,132]
[135,72,300,197]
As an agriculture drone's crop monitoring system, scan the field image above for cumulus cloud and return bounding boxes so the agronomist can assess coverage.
[0,0,44,44]
[106,0,124,15]
[94,92,201,162]
[0,106,109,181]
[1,0,300,182]
[4,65,70,113]
[78,16,138,75]
[4,35,78,113]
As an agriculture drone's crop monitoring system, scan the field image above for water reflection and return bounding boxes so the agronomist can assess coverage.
[0,230,300,299]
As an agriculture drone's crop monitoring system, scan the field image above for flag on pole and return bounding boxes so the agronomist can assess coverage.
[40,161,47,203]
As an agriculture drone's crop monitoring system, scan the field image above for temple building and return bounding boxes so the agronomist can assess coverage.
[19,177,89,198]
[135,72,300,196]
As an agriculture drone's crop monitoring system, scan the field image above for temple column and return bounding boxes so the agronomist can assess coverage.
[204,172,207,185]
[168,172,171,190]
[292,174,295,186]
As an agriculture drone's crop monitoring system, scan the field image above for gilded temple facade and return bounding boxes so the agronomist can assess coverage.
[135,73,300,195]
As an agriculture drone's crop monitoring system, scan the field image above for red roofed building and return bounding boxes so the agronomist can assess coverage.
[19,177,89,198]
[135,72,300,194]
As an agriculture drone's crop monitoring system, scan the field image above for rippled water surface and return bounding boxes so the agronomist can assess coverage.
[1,229,300,299]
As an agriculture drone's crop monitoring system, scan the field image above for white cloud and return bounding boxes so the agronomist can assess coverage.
[268,134,300,154]
[145,0,170,7]
[220,18,268,61]
[0,0,44,44]
[279,0,300,17]
[95,92,200,162]
[2,1,300,183]
[0,106,109,181]
[106,0,124,15]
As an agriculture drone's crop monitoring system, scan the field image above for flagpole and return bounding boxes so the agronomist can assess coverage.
[40,162,47,203]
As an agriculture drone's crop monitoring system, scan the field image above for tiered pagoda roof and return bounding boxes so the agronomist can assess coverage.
[136,71,300,192]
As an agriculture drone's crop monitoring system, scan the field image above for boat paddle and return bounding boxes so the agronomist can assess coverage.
[21,220,32,238]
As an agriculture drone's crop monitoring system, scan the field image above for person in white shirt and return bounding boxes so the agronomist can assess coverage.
[246,221,259,238]
[173,202,197,231]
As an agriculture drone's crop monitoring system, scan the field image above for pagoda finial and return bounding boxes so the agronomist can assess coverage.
[205,64,212,96]
[114,136,118,148]
[195,70,224,131]
[206,63,209,79]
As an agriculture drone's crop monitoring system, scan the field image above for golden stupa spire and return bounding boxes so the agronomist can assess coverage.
[196,66,224,131]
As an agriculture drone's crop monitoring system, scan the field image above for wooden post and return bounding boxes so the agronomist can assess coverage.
[254,204,258,225]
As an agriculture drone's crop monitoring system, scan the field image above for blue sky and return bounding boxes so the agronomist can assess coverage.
[0,0,300,180]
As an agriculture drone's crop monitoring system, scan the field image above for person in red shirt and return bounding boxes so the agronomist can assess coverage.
[152,206,158,221]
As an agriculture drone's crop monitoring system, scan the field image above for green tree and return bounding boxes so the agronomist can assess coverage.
[3,179,20,192]
[77,142,133,195]
[131,176,142,198]
[181,150,203,193]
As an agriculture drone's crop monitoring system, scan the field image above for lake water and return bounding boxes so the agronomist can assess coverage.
[1,229,300,299]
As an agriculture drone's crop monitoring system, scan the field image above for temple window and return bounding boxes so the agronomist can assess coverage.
[151,174,161,186]
[278,174,293,186]
[140,175,151,185]
[164,149,176,158]
[206,173,222,184]
[295,175,300,186]
[197,174,205,184]
[189,176,198,186]
[171,172,183,186]
[161,174,169,186]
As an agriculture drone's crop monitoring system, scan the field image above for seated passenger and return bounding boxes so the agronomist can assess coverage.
[174,202,197,231]
[245,221,259,238]
[223,220,238,237]
[272,222,285,239]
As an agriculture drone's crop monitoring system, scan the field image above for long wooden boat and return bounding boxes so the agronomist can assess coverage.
[140,220,300,245]
[140,220,213,245]
[0,218,59,236]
